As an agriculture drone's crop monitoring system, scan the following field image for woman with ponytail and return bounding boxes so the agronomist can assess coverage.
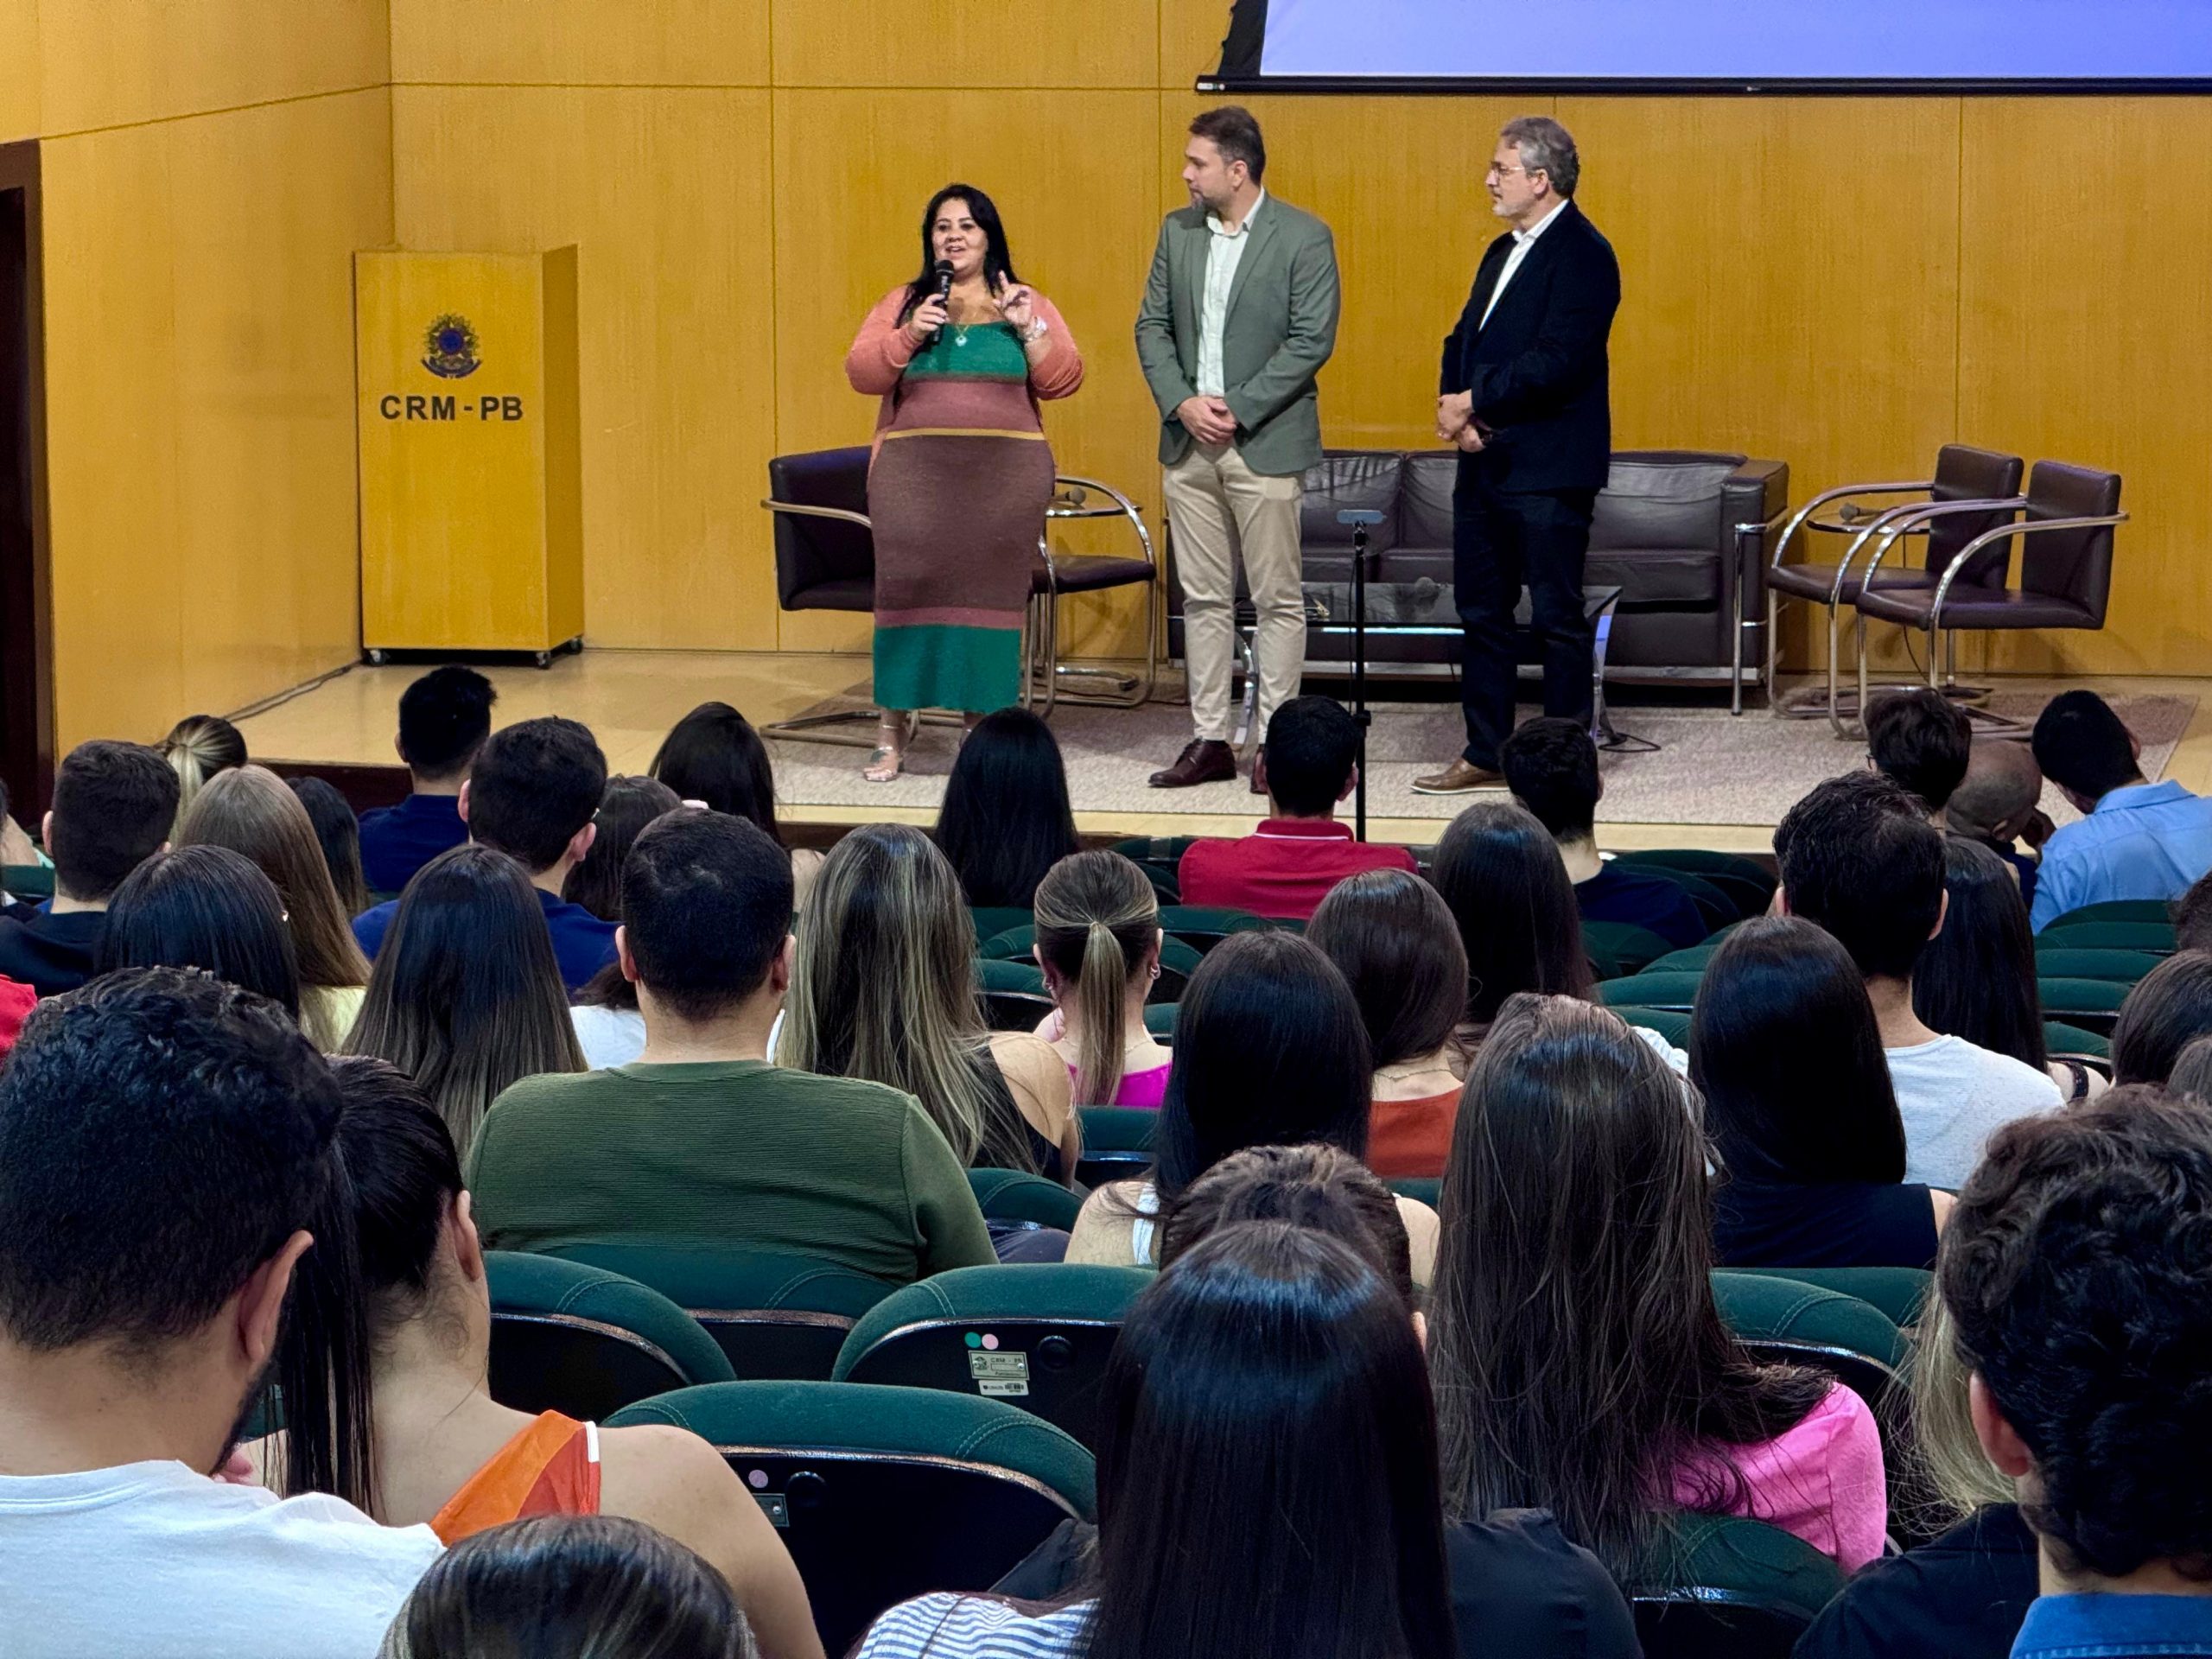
[1031,851,1171,1109]
[158,714,247,840]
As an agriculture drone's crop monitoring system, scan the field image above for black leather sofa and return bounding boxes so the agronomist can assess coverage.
[1165,449,1789,707]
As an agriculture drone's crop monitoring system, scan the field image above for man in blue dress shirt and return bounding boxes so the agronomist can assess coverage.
[2028,690,2212,931]
[357,665,496,896]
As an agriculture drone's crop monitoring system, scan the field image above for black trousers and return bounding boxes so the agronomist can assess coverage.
[1452,469,1599,767]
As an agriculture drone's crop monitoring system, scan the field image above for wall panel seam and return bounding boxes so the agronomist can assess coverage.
[36,81,391,143]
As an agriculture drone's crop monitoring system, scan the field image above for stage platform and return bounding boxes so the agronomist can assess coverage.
[231,649,2212,855]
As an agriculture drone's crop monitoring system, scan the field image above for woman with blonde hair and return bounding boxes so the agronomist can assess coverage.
[158,714,247,837]
[1031,851,1170,1109]
[181,764,372,1050]
[777,823,1077,1183]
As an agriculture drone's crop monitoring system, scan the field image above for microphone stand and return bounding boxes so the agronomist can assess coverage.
[1337,508,1385,842]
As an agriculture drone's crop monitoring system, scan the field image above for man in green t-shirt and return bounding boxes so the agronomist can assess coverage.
[467,810,994,1281]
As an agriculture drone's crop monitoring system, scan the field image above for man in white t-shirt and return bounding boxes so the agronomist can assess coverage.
[1775,772,2062,1192]
[0,969,441,1658]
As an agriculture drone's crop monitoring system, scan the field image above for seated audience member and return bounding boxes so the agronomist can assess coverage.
[158,712,247,838]
[0,969,441,1655]
[1432,799,1597,1027]
[1177,696,1418,921]
[1916,836,2102,1103]
[1158,1144,1416,1303]
[1942,1090,2212,1657]
[289,776,372,918]
[2178,870,2212,954]
[1308,868,1470,1179]
[777,823,1077,1183]
[1031,851,1172,1109]
[2171,1033,2212,1103]
[935,707,1081,910]
[0,740,177,996]
[470,812,993,1281]
[1498,716,1707,950]
[1865,687,1973,823]
[269,1060,818,1659]
[0,774,50,886]
[359,665,496,896]
[345,845,585,1151]
[1796,1297,2035,1659]
[2109,950,2212,1087]
[856,1224,1461,1659]
[354,716,617,994]
[1775,772,2060,1191]
[2029,688,2212,931]
[648,701,823,913]
[98,846,303,1023]
[1944,740,2049,910]
[1691,916,1948,1269]
[1430,993,1886,1574]
[1064,929,1440,1282]
[379,1516,754,1659]
[564,777,681,1071]
[183,766,374,1050]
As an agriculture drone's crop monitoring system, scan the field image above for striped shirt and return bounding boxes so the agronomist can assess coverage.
[854,1594,1096,1659]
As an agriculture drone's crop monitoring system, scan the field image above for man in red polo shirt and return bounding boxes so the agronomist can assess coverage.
[1177,696,1419,920]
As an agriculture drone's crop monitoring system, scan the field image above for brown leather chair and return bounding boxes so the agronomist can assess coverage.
[760,447,881,747]
[1852,460,2126,727]
[1763,445,2024,735]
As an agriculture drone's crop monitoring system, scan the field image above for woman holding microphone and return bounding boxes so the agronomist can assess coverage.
[845,184,1084,782]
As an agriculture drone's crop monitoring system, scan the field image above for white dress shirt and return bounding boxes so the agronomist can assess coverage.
[1196,188,1267,398]
[1479,195,1570,330]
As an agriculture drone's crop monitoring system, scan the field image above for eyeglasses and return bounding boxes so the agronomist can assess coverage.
[1485,162,1529,181]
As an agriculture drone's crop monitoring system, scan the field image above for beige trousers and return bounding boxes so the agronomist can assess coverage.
[1164,442,1306,743]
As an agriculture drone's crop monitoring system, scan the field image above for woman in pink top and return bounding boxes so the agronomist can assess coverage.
[1427,995,1887,1576]
[1031,852,1173,1109]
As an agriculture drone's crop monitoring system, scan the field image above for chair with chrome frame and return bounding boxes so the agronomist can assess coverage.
[1763,445,2025,736]
[759,447,887,747]
[1851,460,2126,734]
[1028,476,1160,718]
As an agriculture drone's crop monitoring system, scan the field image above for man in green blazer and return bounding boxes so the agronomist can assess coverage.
[1135,106,1340,791]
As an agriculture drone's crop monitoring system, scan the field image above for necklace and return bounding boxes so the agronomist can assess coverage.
[951,323,970,347]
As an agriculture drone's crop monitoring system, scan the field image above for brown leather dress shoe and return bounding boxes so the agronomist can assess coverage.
[1149,739,1236,788]
[1410,758,1507,795]
[1249,745,1268,797]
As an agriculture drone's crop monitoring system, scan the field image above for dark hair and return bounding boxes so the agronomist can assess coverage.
[1431,801,1594,1027]
[1033,851,1160,1107]
[0,968,360,1507]
[2175,872,2212,955]
[1260,696,1358,817]
[1307,868,1467,1070]
[1431,994,1831,1573]
[1865,689,1973,812]
[561,775,681,924]
[1154,931,1370,1200]
[343,844,584,1151]
[647,702,784,847]
[397,666,497,781]
[464,716,607,875]
[1942,1089,2212,1582]
[899,184,1020,325]
[2031,690,2143,803]
[382,1515,753,1659]
[48,740,179,902]
[1691,916,1905,1185]
[1158,1144,1414,1307]
[98,845,302,1020]
[2170,1036,2212,1103]
[1773,771,1946,982]
[1913,836,2050,1072]
[288,777,370,918]
[1500,716,1600,841]
[2111,951,2212,1087]
[1086,1223,1453,1659]
[933,708,1079,907]
[1187,105,1268,182]
[623,810,794,1023]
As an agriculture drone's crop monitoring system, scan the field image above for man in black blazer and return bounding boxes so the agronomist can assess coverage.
[1415,117,1620,794]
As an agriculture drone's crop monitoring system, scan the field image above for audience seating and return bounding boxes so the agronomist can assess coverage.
[1104,836,1187,903]
[1615,1006,1692,1049]
[1141,1001,1178,1039]
[608,1381,1095,1656]
[2031,945,2165,982]
[1712,1270,1908,1500]
[1386,1177,1442,1210]
[978,925,1200,1001]
[1075,1107,1156,1190]
[1595,972,1704,1013]
[1740,1266,1931,1330]
[2046,1019,2112,1060]
[831,1265,1154,1449]
[486,1251,734,1419]
[982,988,1058,1033]
[1610,849,1776,920]
[967,1168,1083,1231]
[1585,919,1677,980]
[2032,920,2175,953]
[976,958,1048,995]
[2044,898,2174,928]
[968,905,1034,943]
[542,1243,896,1381]
[1625,1513,1848,1659]
[2037,976,2130,1035]
[0,864,53,899]
[1156,904,1285,951]
[1637,936,1732,977]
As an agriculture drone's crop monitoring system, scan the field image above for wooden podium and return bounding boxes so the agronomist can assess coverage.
[355,248,583,662]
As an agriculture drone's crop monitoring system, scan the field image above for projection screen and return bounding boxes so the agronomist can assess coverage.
[1207,0,2212,92]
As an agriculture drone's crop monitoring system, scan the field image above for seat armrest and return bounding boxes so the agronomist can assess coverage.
[1725,459,1789,610]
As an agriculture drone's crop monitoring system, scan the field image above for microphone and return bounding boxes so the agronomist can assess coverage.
[929,260,954,340]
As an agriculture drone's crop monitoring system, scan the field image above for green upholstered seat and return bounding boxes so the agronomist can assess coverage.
[982,988,1058,1033]
[541,1243,897,1381]
[1624,1513,1847,1659]
[1586,919,1677,980]
[1075,1106,1156,1191]
[1613,1006,1693,1050]
[485,1250,733,1420]
[1155,904,1278,951]
[2031,946,2164,983]
[2037,976,2131,1035]
[1734,1266,1932,1330]
[1385,1176,1441,1210]
[1595,971,1705,1013]
[0,863,53,899]
[2044,1019,2111,1060]
[967,906,1033,943]
[976,957,1047,995]
[966,1166,1082,1231]
[2043,898,2175,927]
[1609,849,1777,922]
[977,925,1200,1001]
[1141,1001,1178,1039]
[832,1264,1154,1447]
[609,1380,1094,1656]
[2034,919,2176,953]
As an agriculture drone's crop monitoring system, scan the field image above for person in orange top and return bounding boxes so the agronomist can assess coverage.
[1308,868,1470,1179]
[256,1058,823,1659]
